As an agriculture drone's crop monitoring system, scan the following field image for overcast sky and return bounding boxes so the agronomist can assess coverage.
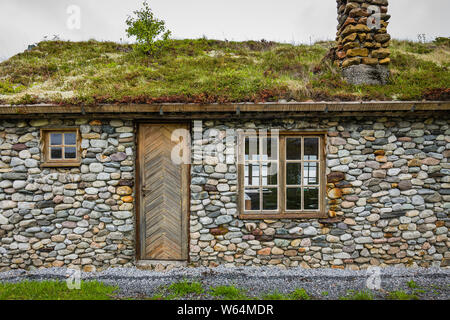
[1,0,449,61]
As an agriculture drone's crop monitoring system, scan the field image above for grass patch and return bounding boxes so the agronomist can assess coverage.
[387,290,419,300]
[167,279,204,298]
[0,38,449,105]
[208,285,250,300]
[261,290,291,300]
[261,288,310,300]
[0,280,118,300]
[339,290,374,300]
[407,280,418,289]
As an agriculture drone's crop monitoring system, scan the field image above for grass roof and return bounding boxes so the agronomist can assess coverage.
[0,38,449,105]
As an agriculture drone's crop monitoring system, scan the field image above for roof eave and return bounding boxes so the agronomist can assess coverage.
[0,101,448,117]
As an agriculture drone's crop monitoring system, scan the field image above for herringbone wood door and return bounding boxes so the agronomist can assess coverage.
[139,124,189,260]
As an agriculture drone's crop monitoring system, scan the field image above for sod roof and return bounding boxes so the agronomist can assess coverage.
[0,38,449,105]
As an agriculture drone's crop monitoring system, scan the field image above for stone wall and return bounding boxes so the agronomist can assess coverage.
[189,116,450,269]
[1,115,449,272]
[335,0,391,85]
[0,119,136,272]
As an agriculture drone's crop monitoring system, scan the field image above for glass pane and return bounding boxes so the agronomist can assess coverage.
[64,133,76,145]
[304,162,319,185]
[245,137,259,161]
[262,188,278,210]
[262,137,278,161]
[286,188,302,210]
[286,138,301,160]
[304,138,319,160]
[304,188,319,210]
[50,133,62,145]
[244,163,260,186]
[244,189,260,211]
[65,146,77,159]
[50,147,62,159]
[286,163,302,185]
[261,162,278,186]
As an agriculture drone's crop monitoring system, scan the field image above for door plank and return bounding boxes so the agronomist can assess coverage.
[139,123,189,261]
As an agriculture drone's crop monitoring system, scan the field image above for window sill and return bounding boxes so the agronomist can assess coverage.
[41,161,81,168]
[239,212,327,220]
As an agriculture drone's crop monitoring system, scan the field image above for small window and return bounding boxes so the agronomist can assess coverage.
[41,129,80,167]
[239,132,326,219]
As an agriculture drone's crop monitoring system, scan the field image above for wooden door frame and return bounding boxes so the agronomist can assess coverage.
[135,121,191,262]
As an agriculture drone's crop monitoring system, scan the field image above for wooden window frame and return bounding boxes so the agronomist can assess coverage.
[41,128,81,167]
[238,131,327,219]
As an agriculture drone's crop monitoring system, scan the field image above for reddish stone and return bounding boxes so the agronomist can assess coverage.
[252,228,263,236]
[53,195,64,204]
[336,51,346,59]
[374,150,385,156]
[284,250,297,257]
[12,144,27,151]
[110,152,127,162]
[211,226,228,236]
[257,248,271,256]
[119,179,133,187]
[204,185,217,191]
[398,137,412,142]
[398,180,412,191]
[421,157,440,166]
[327,172,346,183]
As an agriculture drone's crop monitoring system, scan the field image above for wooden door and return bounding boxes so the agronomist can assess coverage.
[138,123,189,261]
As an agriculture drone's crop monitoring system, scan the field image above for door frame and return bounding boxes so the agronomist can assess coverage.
[135,121,191,262]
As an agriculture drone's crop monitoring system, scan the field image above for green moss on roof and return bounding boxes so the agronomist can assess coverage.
[0,38,449,105]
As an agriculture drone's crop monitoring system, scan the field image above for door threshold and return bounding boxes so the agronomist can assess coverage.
[136,260,187,270]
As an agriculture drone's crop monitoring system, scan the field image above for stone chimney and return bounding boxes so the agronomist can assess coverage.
[335,0,391,85]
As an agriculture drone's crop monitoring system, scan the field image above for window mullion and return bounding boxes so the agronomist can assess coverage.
[301,136,304,211]
[280,136,286,214]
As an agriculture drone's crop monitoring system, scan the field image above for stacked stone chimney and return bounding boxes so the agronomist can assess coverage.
[335,0,391,85]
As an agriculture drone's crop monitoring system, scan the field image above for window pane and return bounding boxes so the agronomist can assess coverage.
[64,133,76,145]
[304,162,318,185]
[286,163,302,185]
[304,138,319,160]
[65,146,77,159]
[286,188,302,210]
[245,137,259,161]
[262,137,278,161]
[262,188,277,210]
[244,163,260,186]
[50,147,62,159]
[244,189,260,211]
[261,162,277,186]
[50,133,62,145]
[286,138,301,160]
[304,188,319,210]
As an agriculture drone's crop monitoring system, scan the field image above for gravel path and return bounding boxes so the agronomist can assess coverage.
[1,266,449,300]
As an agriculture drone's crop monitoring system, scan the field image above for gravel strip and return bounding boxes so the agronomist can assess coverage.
[1,266,449,300]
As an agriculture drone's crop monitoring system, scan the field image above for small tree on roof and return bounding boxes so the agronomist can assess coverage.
[125,1,171,55]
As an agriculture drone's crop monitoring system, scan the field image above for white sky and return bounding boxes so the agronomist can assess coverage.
[0,0,449,61]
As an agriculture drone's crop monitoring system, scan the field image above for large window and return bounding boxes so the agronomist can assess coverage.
[238,132,326,219]
[41,129,81,167]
